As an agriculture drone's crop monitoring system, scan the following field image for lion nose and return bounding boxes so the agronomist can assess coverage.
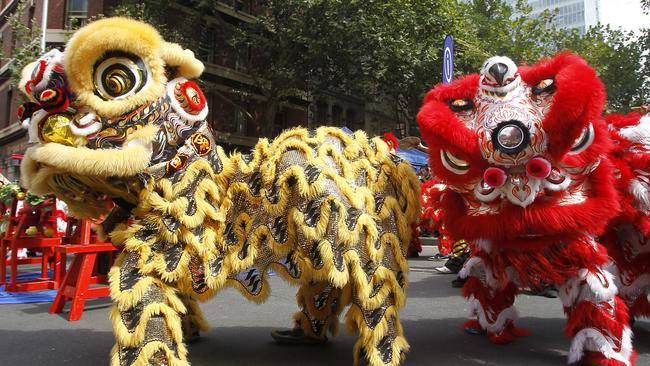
[491,120,530,154]
[489,62,509,86]
[39,113,76,146]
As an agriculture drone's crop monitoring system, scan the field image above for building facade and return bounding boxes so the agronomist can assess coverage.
[506,0,600,34]
[0,0,120,181]
[0,0,401,182]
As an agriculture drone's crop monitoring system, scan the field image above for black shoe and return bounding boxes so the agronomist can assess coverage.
[451,277,466,288]
[184,329,201,343]
[532,285,559,298]
[271,328,328,345]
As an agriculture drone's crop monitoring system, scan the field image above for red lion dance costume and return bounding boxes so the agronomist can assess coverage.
[417,53,645,366]
[604,113,650,321]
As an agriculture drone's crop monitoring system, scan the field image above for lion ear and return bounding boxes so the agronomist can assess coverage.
[18,61,39,100]
[159,41,205,79]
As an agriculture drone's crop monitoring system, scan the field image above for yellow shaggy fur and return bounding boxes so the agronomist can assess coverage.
[65,17,203,119]
[18,17,421,366]
[105,127,420,366]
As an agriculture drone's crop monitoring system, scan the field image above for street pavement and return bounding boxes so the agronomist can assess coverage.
[0,246,648,366]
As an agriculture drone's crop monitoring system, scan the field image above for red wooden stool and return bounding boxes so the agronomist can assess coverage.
[0,197,66,291]
[50,219,119,321]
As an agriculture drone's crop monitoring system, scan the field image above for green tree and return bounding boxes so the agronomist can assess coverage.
[559,26,647,112]
[1,0,43,85]
[458,0,648,112]
[107,0,201,49]
[108,0,647,131]
[219,0,475,136]
[456,0,563,69]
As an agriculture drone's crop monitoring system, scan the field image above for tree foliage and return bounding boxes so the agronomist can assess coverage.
[1,0,43,85]
[221,0,474,136]
[108,0,648,135]
[459,0,648,112]
[559,26,647,112]
[108,0,200,49]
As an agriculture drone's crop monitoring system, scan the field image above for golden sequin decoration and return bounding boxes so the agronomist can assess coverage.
[39,113,76,145]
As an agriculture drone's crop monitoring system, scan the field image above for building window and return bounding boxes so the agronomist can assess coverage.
[316,101,328,124]
[4,89,12,129]
[332,105,342,126]
[66,0,88,29]
[346,109,360,130]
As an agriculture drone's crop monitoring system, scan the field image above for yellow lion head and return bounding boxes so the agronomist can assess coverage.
[19,18,209,218]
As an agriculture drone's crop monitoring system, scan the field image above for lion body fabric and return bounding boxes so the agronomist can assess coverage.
[16,18,420,366]
[109,125,419,366]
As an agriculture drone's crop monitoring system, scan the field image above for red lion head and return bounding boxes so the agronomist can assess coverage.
[417,53,620,247]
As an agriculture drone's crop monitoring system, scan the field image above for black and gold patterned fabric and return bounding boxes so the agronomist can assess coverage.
[109,125,420,366]
[18,18,421,366]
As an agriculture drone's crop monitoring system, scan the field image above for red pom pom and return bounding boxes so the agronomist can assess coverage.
[178,80,206,112]
[483,167,507,187]
[526,157,551,178]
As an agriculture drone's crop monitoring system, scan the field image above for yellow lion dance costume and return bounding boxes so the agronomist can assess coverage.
[17,18,420,366]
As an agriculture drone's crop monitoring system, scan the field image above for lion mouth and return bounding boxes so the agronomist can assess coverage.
[21,143,146,218]
[33,161,139,217]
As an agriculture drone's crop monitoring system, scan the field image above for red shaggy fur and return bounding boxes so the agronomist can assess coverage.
[417,53,620,245]
[417,53,641,365]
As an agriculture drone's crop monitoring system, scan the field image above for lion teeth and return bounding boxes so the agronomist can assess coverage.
[78,112,97,126]
[70,121,102,137]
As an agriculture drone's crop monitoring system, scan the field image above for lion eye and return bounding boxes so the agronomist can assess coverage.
[569,123,595,154]
[532,78,556,95]
[449,98,474,112]
[93,51,148,100]
[440,150,470,174]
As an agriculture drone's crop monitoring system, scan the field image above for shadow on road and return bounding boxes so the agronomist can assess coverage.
[0,316,647,366]
[18,296,112,316]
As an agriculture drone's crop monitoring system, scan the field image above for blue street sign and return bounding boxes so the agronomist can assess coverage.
[442,35,454,84]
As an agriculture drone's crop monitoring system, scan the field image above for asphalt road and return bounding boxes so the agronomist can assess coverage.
[1,248,648,366]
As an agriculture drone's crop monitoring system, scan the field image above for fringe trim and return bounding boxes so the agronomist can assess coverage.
[468,299,518,334]
[568,327,634,366]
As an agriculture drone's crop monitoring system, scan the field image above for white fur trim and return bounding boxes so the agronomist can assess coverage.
[559,268,618,307]
[34,49,64,91]
[469,298,518,334]
[568,327,633,366]
[559,274,582,308]
[629,178,650,213]
[584,268,619,302]
[459,255,504,289]
[28,110,48,144]
[459,257,482,279]
[619,115,650,146]
[166,77,208,123]
[77,112,96,126]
